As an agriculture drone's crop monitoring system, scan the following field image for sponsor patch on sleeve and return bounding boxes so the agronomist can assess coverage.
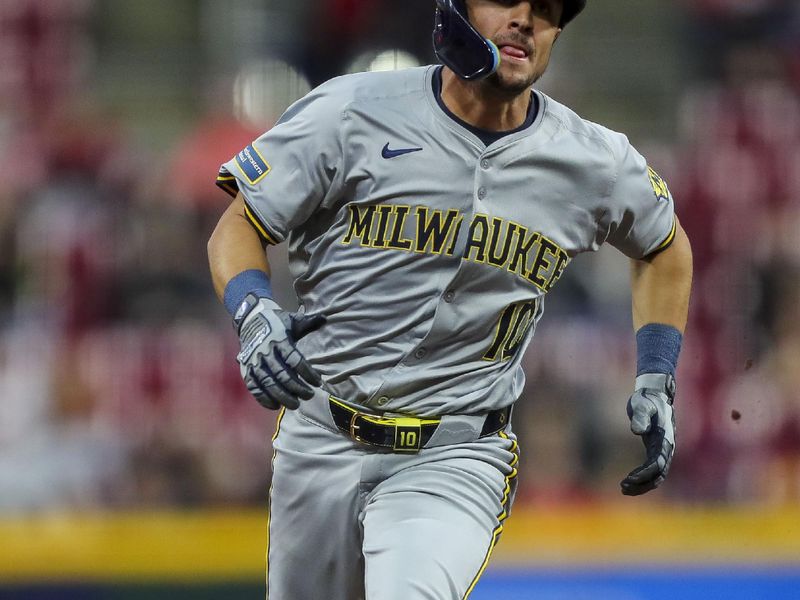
[647,166,671,202]
[235,145,271,185]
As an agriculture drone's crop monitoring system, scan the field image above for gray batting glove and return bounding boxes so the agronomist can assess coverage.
[234,292,325,410]
[620,373,676,496]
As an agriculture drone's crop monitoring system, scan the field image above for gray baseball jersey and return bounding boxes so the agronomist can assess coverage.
[217,65,675,418]
[217,64,676,600]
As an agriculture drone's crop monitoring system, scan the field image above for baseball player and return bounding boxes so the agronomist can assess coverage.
[208,0,693,598]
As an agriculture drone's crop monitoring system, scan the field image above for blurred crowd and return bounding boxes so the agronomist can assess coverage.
[0,0,799,513]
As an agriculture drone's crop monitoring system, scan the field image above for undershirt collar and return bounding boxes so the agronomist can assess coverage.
[432,65,538,147]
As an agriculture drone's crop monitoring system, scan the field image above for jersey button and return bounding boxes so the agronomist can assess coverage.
[414,347,427,359]
[477,187,487,199]
[480,159,490,170]
[376,396,390,407]
[444,290,455,303]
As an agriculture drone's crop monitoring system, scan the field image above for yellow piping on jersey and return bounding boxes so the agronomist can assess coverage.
[653,218,677,253]
[215,175,239,198]
[462,431,519,600]
[266,407,286,599]
[244,204,279,245]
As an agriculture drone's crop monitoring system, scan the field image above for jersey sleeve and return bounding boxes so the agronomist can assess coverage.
[216,83,346,244]
[600,133,676,259]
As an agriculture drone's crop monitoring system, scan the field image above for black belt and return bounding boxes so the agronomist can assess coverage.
[329,397,511,453]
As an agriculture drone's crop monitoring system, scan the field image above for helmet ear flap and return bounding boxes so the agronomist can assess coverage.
[433,0,500,81]
[486,39,501,72]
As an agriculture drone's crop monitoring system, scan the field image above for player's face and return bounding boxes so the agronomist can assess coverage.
[467,0,562,95]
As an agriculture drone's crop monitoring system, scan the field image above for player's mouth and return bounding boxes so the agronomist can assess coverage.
[498,43,530,62]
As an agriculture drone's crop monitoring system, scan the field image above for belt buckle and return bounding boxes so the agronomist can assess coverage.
[392,417,422,453]
[349,412,368,444]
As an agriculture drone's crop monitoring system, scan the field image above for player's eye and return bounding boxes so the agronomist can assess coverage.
[531,0,552,16]
[488,0,558,22]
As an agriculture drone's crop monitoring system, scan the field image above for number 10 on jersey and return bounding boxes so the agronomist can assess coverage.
[484,299,541,361]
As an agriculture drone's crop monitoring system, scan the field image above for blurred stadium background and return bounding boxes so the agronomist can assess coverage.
[1,0,799,598]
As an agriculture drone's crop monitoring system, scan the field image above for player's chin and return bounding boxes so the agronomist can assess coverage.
[489,67,537,95]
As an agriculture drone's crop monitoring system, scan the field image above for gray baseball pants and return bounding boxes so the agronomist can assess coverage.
[265,393,519,600]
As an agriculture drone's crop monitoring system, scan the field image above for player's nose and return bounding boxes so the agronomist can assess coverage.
[507,4,535,33]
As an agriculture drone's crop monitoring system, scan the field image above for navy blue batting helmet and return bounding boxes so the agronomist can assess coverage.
[433,0,587,81]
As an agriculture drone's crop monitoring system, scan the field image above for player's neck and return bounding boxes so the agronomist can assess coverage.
[440,68,531,132]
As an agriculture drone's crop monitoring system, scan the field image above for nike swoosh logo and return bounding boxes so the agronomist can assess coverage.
[382,143,423,159]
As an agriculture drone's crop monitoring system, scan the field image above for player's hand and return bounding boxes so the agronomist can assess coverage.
[620,373,676,496]
[234,292,326,410]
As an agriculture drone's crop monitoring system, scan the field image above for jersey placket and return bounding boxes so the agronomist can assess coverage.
[362,147,510,413]
[408,149,503,367]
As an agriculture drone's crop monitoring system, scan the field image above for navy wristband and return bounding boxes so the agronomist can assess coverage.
[636,323,682,376]
[223,269,273,316]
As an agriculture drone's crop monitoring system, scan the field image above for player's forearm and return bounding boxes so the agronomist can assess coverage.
[207,194,271,303]
[630,218,693,333]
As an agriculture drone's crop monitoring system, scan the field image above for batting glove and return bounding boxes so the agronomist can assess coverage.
[234,292,325,410]
[620,373,676,496]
